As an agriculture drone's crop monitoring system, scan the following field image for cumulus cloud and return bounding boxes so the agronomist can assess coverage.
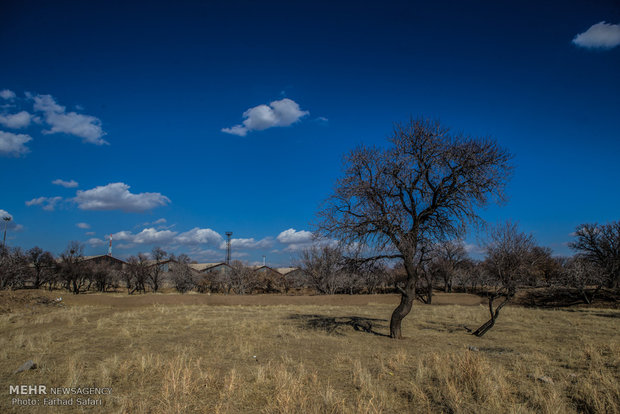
[276,228,319,251]
[110,227,178,245]
[0,111,32,129]
[88,238,105,247]
[573,21,620,49]
[0,131,32,157]
[25,196,63,211]
[174,227,222,245]
[222,98,309,136]
[52,178,79,188]
[219,237,274,250]
[32,94,108,145]
[0,90,16,100]
[74,182,170,212]
[76,222,91,229]
[276,228,314,244]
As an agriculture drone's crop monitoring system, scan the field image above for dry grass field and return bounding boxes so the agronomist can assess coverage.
[1,290,618,413]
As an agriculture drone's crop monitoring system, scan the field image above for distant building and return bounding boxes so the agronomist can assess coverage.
[276,267,310,289]
[79,255,127,270]
[190,262,232,276]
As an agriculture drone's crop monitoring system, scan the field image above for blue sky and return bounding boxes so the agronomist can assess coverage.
[1,0,619,265]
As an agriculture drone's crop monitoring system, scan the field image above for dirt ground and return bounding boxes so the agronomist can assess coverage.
[0,289,488,311]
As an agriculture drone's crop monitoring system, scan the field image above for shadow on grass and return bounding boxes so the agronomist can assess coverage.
[517,288,620,309]
[288,314,390,337]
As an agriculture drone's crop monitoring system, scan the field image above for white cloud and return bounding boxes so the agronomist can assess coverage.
[154,218,167,224]
[32,94,108,145]
[573,21,620,49]
[222,98,309,136]
[0,111,32,129]
[0,90,16,100]
[76,222,91,229]
[0,131,32,157]
[110,227,178,245]
[88,238,105,247]
[464,243,484,255]
[174,227,222,245]
[0,209,23,232]
[52,178,79,188]
[85,231,95,236]
[0,209,13,220]
[283,243,314,252]
[276,228,314,244]
[74,182,170,212]
[25,196,63,211]
[219,237,273,250]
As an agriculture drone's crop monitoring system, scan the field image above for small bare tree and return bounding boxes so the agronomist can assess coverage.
[431,239,468,293]
[170,254,196,293]
[27,246,55,289]
[126,253,149,294]
[317,118,513,338]
[0,246,29,289]
[148,247,168,292]
[59,241,87,294]
[227,261,257,295]
[297,244,345,295]
[471,222,536,337]
[569,222,620,289]
[560,256,604,304]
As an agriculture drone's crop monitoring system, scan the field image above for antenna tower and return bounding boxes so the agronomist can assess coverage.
[225,232,233,264]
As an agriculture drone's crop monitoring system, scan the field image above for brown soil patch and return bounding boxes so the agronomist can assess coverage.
[1,290,486,309]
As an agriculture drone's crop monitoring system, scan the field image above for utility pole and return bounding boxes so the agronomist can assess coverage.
[2,216,11,250]
[225,232,232,264]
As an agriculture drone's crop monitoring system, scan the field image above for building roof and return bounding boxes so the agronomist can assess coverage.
[275,267,300,275]
[56,254,127,264]
[188,262,226,271]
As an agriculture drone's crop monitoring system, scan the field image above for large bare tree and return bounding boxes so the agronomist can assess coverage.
[317,118,512,338]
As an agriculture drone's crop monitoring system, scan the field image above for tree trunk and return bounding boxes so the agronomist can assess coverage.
[390,276,416,339]
[472,294,511,337]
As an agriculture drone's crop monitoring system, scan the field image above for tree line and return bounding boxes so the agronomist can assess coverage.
[1,220,617,305]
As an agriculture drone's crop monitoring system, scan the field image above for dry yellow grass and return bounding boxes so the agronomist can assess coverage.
[1,292,618,413]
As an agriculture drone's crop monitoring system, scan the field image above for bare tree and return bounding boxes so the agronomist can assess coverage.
[317,118,512,338]
[227,261,257,295]
[560,256,605,304]
[0,246,29,289]
[569,222,620,289]
[59,241,87,294]
[148,247,168,292]
[170,254,196,293]
[471,222,536,337]
[297,244,346,295]
[431,239,468,293]
[27,246,55,289]
[126,253,149,294]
